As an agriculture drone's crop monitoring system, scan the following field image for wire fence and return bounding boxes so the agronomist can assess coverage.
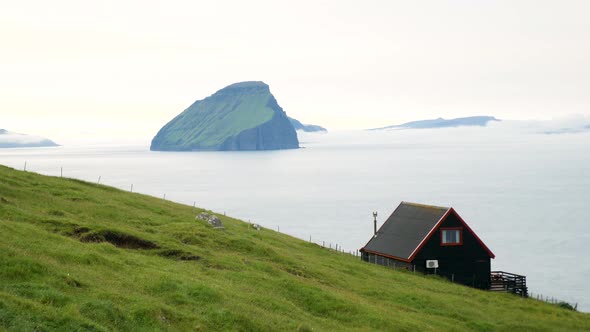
[21,161,364,254]
[528,291,578,311]
[270,224,360,256]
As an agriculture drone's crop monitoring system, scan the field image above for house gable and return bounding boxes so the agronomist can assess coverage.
[410,208,495,261]
[411,209,495,288]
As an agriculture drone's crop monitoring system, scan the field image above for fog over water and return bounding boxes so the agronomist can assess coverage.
[1,124,589,311]
[0,130,52,145]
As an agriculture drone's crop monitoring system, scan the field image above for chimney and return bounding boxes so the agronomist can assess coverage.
[372,211,378,237]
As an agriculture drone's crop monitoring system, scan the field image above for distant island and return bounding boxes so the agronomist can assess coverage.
[288,117,327,133]
[150,81,300,151]
[0,129,58,148]
[543,125,590,135]
[370,116,500,130]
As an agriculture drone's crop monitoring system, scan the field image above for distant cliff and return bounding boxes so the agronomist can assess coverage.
[288,117,327,132]
[370,116,500,130]
[150,82,299,151]
[0,129,58,148]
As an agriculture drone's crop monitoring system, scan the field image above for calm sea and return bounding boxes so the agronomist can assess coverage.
[1,127,589,311]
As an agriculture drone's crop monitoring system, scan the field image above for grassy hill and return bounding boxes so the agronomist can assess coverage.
[0,165,588,331]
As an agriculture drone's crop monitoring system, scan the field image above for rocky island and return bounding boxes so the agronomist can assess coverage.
[370,116,500,130]
[288,117,327,132]
[0,129,58,148]
[150,82,299,151]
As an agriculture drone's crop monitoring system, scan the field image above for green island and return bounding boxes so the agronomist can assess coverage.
[150,82,299,151]
[0,165,588,331]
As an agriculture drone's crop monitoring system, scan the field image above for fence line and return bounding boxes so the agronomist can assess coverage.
[21,163,364,255]
[528,291,578,310]
[269,222,360,256]
[305,232,361,257]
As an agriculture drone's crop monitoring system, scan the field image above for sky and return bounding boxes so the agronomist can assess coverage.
[1,0,589,142]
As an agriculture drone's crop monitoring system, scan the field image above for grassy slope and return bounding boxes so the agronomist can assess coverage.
[0,165,588,331]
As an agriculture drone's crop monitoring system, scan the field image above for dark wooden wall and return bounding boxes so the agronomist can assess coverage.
[413,212,492,289]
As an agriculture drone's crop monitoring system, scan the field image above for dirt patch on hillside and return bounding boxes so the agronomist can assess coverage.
[157,249,200,261]
[79,229,160,249]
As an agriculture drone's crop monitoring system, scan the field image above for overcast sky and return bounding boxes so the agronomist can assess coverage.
[1,0,589,141]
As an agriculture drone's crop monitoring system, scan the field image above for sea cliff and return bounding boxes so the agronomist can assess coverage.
[150,82,299,151]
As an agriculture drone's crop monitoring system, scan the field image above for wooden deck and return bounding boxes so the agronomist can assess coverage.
[490,271,528,297]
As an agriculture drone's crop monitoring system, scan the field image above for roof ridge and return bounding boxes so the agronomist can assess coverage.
[400,201,450,210]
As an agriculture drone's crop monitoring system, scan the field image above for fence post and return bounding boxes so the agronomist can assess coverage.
[24,161,27,171]
[60,167,63,178]
[130,184,133,192]
[97,176,101,184]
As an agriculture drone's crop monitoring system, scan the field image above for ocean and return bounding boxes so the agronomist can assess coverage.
[1,126,589,311]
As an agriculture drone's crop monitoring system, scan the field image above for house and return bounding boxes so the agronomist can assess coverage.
[360,202,495,289]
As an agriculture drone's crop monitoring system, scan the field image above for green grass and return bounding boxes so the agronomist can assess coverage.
[0,164,588,331]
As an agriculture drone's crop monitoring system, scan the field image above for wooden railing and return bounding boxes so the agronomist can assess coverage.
[490,271,528,297]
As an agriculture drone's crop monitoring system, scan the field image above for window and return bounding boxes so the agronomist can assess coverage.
[440,228,462,245]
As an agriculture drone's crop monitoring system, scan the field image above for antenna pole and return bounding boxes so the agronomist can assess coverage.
[372,211,378,236]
